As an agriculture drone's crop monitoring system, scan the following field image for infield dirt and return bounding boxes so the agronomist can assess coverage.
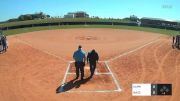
[0,28,179,101]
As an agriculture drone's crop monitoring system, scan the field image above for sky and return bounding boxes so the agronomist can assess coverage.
[0,0,179,21]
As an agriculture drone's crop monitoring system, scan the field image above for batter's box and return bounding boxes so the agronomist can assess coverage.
[64,74,117,92]
[58,61,122,93]
[68,61,110,74]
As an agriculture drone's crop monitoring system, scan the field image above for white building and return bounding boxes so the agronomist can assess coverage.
[64,11,89,18]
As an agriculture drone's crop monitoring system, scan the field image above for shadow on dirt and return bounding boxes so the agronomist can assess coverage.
[56,77,92,93]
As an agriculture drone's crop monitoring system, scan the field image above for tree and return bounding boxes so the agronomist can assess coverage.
[46,15,50,18]
[8,12,51,22]
[8,18,18,22]
[130,15,139,21]
[18,15,25,21]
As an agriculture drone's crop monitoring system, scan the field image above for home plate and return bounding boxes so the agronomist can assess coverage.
[60,61,122,92]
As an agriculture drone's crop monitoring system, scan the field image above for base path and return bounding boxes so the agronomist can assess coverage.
[0,29,179,101]
[108,37,180,101]
[14,28,161,61]
[58,61,121,93]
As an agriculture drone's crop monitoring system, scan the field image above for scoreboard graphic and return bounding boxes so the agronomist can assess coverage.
[132,84,172,96]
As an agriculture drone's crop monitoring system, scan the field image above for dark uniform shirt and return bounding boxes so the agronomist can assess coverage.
[87,50,99,63]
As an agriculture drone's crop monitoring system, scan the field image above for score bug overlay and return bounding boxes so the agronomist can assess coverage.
[132,83,172,96]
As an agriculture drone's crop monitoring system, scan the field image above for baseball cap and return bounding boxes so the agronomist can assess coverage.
[78,45,82,49]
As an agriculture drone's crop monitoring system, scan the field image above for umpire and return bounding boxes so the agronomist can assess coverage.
[87,49,99,78]
[73,45,86,80]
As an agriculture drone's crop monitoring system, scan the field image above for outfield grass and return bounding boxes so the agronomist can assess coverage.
[3,25,180,36]
[0,18,128,27]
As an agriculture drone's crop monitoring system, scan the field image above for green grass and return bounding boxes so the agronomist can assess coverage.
[3,25,180,36]
[0,18,127,27]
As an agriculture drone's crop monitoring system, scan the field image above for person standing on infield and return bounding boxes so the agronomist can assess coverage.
[0,36,3,53]
[87,49,99,78]
[73,45,86,80]
[2,35,7,52]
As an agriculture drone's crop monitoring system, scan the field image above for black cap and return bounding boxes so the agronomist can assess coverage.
[92,49,95,53]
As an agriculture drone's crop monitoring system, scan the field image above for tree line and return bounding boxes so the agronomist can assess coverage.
[6,12,139,23]
[8,12,50,22]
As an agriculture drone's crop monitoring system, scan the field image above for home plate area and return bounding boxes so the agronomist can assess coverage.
[57,61,122,93]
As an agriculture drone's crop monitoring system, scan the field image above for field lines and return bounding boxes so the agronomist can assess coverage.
[107,37,161,62]
[105,61,122,92]
[14,35,161,93]
[15,37,68,62]
[61,61,122,93]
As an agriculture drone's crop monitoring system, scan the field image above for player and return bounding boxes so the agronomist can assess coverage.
[172,35,175,48]
[173,35,180,49]
[2,35,7,52]
[0,36,3,53]
[176,35,180,48]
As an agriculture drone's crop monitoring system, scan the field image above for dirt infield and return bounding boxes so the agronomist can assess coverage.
[0,28,179,101]
[14,28,161,60]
